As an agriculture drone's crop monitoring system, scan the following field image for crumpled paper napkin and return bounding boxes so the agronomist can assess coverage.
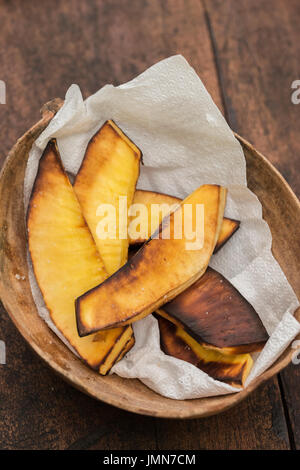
[25,55,300,399]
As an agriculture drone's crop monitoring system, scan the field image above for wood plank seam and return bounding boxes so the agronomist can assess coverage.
[201,0,295,448]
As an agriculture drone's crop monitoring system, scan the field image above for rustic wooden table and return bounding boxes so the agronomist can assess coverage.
[0,0,299,450]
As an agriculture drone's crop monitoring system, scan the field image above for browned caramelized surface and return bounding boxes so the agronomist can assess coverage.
[157,315,253,387]
[161,267,268,353]
[214,217,240,253]
[74,120,141,276]
[76,185,227,335]
[130,190,240,249]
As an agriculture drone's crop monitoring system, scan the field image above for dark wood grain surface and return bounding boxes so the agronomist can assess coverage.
[0,0,299,450]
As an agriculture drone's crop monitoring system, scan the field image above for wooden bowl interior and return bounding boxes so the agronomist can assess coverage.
[0,106,299,419]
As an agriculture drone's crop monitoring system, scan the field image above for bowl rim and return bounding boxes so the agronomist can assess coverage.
[0,99,299,419]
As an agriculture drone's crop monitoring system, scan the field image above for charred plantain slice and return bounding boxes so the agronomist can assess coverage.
[214,216,240,253]
[96,327,135,375]
[156,315,253,387]
[27,139,132,374]
[74,120,142,276]
[157,267,268,355]
[129,190,181,244]
[130,189,240,250]
[76,184,227,336]
[74,120,141,361]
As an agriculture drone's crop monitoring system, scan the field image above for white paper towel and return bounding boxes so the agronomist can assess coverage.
[25,55,300,399]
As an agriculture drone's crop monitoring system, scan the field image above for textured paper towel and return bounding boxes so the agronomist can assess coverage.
[25,55,300,399]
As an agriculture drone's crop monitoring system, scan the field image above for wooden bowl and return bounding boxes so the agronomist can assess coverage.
[0,99,299,419]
